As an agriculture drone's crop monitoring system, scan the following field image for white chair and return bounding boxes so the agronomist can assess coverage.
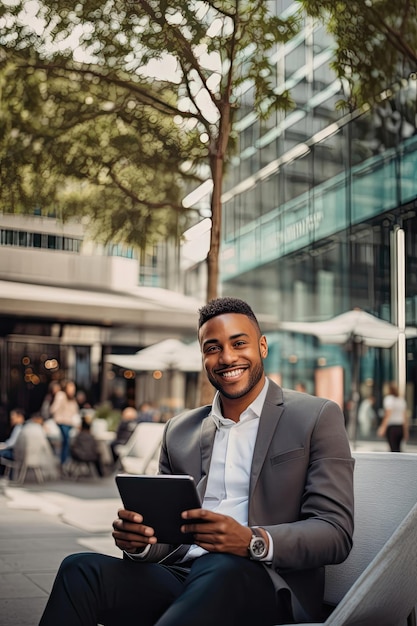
[12,420,59,483]
[90,418,109,437]
[64,459,99,480]
[280,451,417,626]
[118,422,165,475]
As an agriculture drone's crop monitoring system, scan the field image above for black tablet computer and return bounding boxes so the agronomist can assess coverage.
[115,474,202,544]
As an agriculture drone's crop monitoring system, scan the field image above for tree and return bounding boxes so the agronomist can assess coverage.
[299,0,417,109]
[0,0,299,297]
[0,58,202,247]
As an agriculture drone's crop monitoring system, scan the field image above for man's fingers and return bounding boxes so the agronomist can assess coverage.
[117,508,143,523]
[112,529,157,546]
[112,518,155,536]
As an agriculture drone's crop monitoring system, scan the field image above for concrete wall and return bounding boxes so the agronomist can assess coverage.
[0,247,139,291]
[0,213,84,236]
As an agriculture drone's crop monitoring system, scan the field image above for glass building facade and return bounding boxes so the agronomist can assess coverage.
[218,2,417,422]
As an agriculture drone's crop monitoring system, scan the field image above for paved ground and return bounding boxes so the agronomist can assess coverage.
[1,438,417,626]
[0,471,122,626]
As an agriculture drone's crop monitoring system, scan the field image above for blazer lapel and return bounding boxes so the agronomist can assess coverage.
[194,381,286,500]
[196,414,217,499]
[249,380,285,496]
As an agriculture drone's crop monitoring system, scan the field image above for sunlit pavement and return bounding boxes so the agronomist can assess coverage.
[351,437,417,453]
[1,438,416,626]
[0,471,122,626]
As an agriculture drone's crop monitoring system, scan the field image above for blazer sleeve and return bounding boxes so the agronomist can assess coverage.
[264,399,354,573]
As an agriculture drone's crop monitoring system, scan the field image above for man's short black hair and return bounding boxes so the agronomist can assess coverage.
[198,297,261,332]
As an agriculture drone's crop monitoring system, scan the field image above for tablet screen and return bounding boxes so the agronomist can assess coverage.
[115,474,202,544]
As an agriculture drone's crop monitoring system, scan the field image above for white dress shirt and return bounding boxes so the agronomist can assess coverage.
[127,377,273,562]
[183,377,272,561]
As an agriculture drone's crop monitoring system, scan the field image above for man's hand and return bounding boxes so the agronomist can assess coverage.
[112,509,157,554]
[181,509,259,557]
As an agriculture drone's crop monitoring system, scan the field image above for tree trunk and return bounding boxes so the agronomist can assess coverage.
[206,152,223,302]
[199,156,222,405]
[199,103,231,405]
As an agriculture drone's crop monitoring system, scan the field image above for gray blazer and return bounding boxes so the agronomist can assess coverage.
[143,380,354,621]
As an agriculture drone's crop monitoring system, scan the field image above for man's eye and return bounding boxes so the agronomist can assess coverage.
[234,341,246,347]
[206,345,220,353]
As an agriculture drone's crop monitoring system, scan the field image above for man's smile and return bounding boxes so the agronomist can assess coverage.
[216,367,247,379]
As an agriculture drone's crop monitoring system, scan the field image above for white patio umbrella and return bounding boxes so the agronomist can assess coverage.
[278,309,417,349]
[278,309,417,445]
[105,338,202,373]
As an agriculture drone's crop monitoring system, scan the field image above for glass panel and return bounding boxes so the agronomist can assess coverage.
[285,42,306,80]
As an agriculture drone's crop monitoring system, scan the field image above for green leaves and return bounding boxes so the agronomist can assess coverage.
[0,0,300,257]
[299,0,417,108]
[0,55,199,243]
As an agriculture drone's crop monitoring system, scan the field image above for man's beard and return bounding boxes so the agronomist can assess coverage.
[206,358,264,400]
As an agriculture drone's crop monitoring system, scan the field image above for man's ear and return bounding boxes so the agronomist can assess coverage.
[260,336,268,359]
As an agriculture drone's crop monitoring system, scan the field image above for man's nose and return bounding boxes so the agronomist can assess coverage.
[219,345,236,364]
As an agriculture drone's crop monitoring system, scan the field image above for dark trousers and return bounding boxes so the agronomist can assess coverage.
[386,424,404,452]
[39,552,292,626]
[58,424,73,465]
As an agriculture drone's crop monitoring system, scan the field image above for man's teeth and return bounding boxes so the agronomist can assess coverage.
[221,369,244,379]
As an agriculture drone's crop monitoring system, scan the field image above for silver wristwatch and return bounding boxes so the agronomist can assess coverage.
[248,526,268,560]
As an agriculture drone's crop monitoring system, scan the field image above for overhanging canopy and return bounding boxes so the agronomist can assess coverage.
[0,280,203,332]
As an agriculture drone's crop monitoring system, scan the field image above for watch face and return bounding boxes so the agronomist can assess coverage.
[250,536,267,559]
[252,539,265,556]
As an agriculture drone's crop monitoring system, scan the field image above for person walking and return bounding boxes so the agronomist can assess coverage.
[49,381,80,467]
[39,297,354,626]
[377,382,408,452]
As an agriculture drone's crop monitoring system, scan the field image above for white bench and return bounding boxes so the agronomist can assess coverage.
[116,422,165,475]
[281,451,417,626]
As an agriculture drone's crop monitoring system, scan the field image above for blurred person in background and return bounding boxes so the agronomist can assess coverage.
[49,381,80,467]
[377,382,408,452]
[40,380,62,421]
[294,381,307,393]
[0,408,25,476]
[76,389,92,411]
[70,417,104,477]
[137,401,161,423]
[14,412,58,481]
[357,394,377,438]
[110,406,138,464]
[41,381,63,455]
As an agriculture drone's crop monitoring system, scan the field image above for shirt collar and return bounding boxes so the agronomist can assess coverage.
[210,377,270,428]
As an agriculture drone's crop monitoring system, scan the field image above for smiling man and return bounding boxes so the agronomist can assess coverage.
[39,297,354,626]
[200,304,267,409]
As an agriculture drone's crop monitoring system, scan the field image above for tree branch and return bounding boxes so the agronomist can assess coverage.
[177,57,213,133]
[16,58,199,120]
[203,1,235,19]
[367,5,417,65]
[136,0,222,114]
[107,167,184,212]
